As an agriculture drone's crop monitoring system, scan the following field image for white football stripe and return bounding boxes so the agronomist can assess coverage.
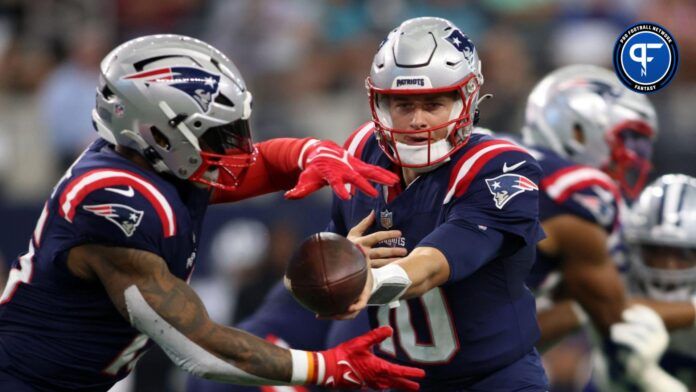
[61,170,175,236]
[443,143,527,204]
[545,167,614,201]
[347,122,375,157]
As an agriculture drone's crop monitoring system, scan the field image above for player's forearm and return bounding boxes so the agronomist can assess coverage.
[563,260,625,335]
[202,323,294,381]
[629,297,696,330]
[396,247,450,299]
[255,137,317,184]
[83,245,295,384]
[134,270,297,382]
[211,137,316,203]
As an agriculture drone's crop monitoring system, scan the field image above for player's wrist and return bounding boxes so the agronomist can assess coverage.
[368,264,411,306]
[298,139,321,169]
[289,349,325,385]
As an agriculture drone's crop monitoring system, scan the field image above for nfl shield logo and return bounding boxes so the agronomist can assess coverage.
[380,209,393,229]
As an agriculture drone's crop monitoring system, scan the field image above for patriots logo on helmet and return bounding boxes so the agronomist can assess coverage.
[485,174,539,209]
[445,30,475,61]
[123,67,221,112]
[83,203,144,237]
[559,79,622,101]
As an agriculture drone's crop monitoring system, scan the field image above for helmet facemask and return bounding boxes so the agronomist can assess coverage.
[603,119,654,200]
[190,118,256,191]
[631,244,696,301]
[368,73,480,169]
[367,17,484,171]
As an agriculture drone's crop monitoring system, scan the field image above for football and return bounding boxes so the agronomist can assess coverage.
[284,232,368,316]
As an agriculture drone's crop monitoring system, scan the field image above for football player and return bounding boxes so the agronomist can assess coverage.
[327,16,549,391]
[521,64,656,347]
[0,35,426,391]
[193,16,549,392]
[589,174,696,391]
[519,64,693,390]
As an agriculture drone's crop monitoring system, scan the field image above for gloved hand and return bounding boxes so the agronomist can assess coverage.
[611,304,667,375]
[316,326,424,391]
[285,140,399,200]
[610,304,687,392]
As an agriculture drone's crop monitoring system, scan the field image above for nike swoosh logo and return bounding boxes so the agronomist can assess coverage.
[342,370,360,385]
[105,186,135,197]
[338,360,363,385]
[502,160,526,173]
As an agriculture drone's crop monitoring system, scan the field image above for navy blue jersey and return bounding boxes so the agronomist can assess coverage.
[0,139,209,391]
[329,123,546,389]
[524,145,623,292]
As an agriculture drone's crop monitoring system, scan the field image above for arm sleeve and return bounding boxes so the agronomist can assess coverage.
[210,137,317,204]
[418,220,508,282]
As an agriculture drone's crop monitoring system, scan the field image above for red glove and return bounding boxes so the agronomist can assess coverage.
[284,140,399,200]
[315,326,424,391]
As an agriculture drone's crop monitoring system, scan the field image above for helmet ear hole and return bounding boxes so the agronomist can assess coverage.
[101,85,114,99]
[214,94,235,107]
[150,126,171,150]
[572,124,586,145]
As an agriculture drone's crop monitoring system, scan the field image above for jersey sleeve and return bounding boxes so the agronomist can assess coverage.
[56,171,177,256]
[539,166,621,232]
[418,219,507,282]
[420,148,544,282]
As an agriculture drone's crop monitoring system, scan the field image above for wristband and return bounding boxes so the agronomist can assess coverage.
[290,349,325,385]
[368,264,411,306]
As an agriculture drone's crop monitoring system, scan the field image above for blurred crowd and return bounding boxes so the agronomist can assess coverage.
[0,0,695,391]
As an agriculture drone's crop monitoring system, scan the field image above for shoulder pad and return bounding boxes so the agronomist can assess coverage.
[444,139,537,204]
[58,168,177,238]
[541,166,620,228]
[342,121,375,158]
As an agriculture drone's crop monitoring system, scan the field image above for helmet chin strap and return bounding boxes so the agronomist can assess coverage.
[395,139,452,172]
[121,129,170,173]
[194,167,220,189]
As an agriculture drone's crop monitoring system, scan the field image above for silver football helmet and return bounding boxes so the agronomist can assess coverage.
[522,65,658,199]
[367,17,484,169]
[92,34,255,190]
[625,174,696,301]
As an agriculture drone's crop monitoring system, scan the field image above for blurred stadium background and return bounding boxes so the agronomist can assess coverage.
[0,0,694,391]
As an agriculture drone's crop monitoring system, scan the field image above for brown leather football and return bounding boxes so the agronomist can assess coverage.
[284,232,367,316]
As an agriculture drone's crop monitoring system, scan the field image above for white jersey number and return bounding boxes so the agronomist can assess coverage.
[376,287,458,363]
